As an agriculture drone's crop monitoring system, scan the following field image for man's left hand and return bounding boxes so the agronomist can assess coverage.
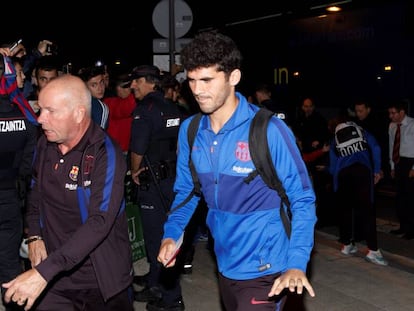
[268,268,315,298]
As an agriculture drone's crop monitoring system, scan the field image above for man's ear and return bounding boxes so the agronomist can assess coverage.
[75,106,86,123]
[229,69,241,86]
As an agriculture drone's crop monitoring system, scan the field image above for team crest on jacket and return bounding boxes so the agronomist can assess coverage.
[69,166,80,181]
[235,142,250,162]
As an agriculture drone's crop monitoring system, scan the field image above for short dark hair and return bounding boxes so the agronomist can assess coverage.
[112,73,131,88]
[77,65,105,82]
[180,31,242,75]
[388,99,409,113]
[35,56,60,76]
[254,83,272,95]
[161,73,179,90]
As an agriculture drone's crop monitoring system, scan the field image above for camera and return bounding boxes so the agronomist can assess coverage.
[46,44,58,55]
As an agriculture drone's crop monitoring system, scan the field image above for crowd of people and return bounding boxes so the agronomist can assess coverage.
[0,30,412,311]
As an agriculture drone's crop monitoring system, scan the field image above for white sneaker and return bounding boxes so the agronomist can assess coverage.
[341,243,358,255]
[365,249,388,266]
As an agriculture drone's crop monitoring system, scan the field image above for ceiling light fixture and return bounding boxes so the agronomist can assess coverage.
[310,0,352,11]
[327,6,342,12]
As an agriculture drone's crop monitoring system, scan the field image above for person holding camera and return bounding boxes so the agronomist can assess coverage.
[20,39,56,98]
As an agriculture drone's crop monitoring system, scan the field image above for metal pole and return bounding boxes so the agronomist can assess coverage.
[169,0,176,73]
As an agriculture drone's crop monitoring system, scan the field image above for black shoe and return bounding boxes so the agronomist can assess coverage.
[133,273,149,287]
[146,297,185,311]
[402,233,414,240]
[390,228,405,235]
[134,286,162,303]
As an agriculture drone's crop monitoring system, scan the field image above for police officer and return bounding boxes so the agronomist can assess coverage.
[0,54,38,311]
[129,65,184,311]
[254,83,289,125]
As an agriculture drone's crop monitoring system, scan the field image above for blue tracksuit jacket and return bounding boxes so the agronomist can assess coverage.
[164,93,317,280]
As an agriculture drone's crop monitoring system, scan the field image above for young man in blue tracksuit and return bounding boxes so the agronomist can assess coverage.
[157,31,317,311]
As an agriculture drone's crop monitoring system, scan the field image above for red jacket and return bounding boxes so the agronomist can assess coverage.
[105,93,136,152]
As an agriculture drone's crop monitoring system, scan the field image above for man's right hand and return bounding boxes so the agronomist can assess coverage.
[37,40,53,56]
[2,269,47,311]
[132,167,149,185]
[157,238,178,268]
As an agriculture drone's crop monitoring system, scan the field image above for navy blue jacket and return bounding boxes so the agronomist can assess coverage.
[130,90,182,164]
[91,97,109,130]
[0,99,37,188]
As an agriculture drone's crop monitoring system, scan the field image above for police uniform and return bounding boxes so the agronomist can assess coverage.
[0,96,37,297]
[130,89,183,305]
[260,98,289,125]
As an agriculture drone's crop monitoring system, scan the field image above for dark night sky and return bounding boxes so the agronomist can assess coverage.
[3,0,411,109]
[5,1,313,78]
[4,1,391,70]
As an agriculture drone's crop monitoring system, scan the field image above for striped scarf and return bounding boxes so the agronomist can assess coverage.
[0,56,39,125]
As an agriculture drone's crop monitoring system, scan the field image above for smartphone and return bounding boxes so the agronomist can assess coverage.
[10,39,23,51]
[62,63,72,74]
[46,43,58,55]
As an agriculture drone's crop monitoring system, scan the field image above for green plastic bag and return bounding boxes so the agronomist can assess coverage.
[125,174,146,262]
[126,201,146,262]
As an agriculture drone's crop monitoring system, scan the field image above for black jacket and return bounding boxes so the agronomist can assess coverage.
[27,121,133,301]
[0,98,37,190]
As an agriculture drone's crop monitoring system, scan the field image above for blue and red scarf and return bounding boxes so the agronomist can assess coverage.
[0,56,38,125]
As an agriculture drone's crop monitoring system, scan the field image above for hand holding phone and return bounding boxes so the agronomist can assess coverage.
[164,233,184,267]
[46,43,58,55]
[10,39,23,51]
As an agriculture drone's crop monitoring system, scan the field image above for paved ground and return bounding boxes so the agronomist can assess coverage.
[132,184,414,311]
[131,228,414,311]
[3,186,414,311]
